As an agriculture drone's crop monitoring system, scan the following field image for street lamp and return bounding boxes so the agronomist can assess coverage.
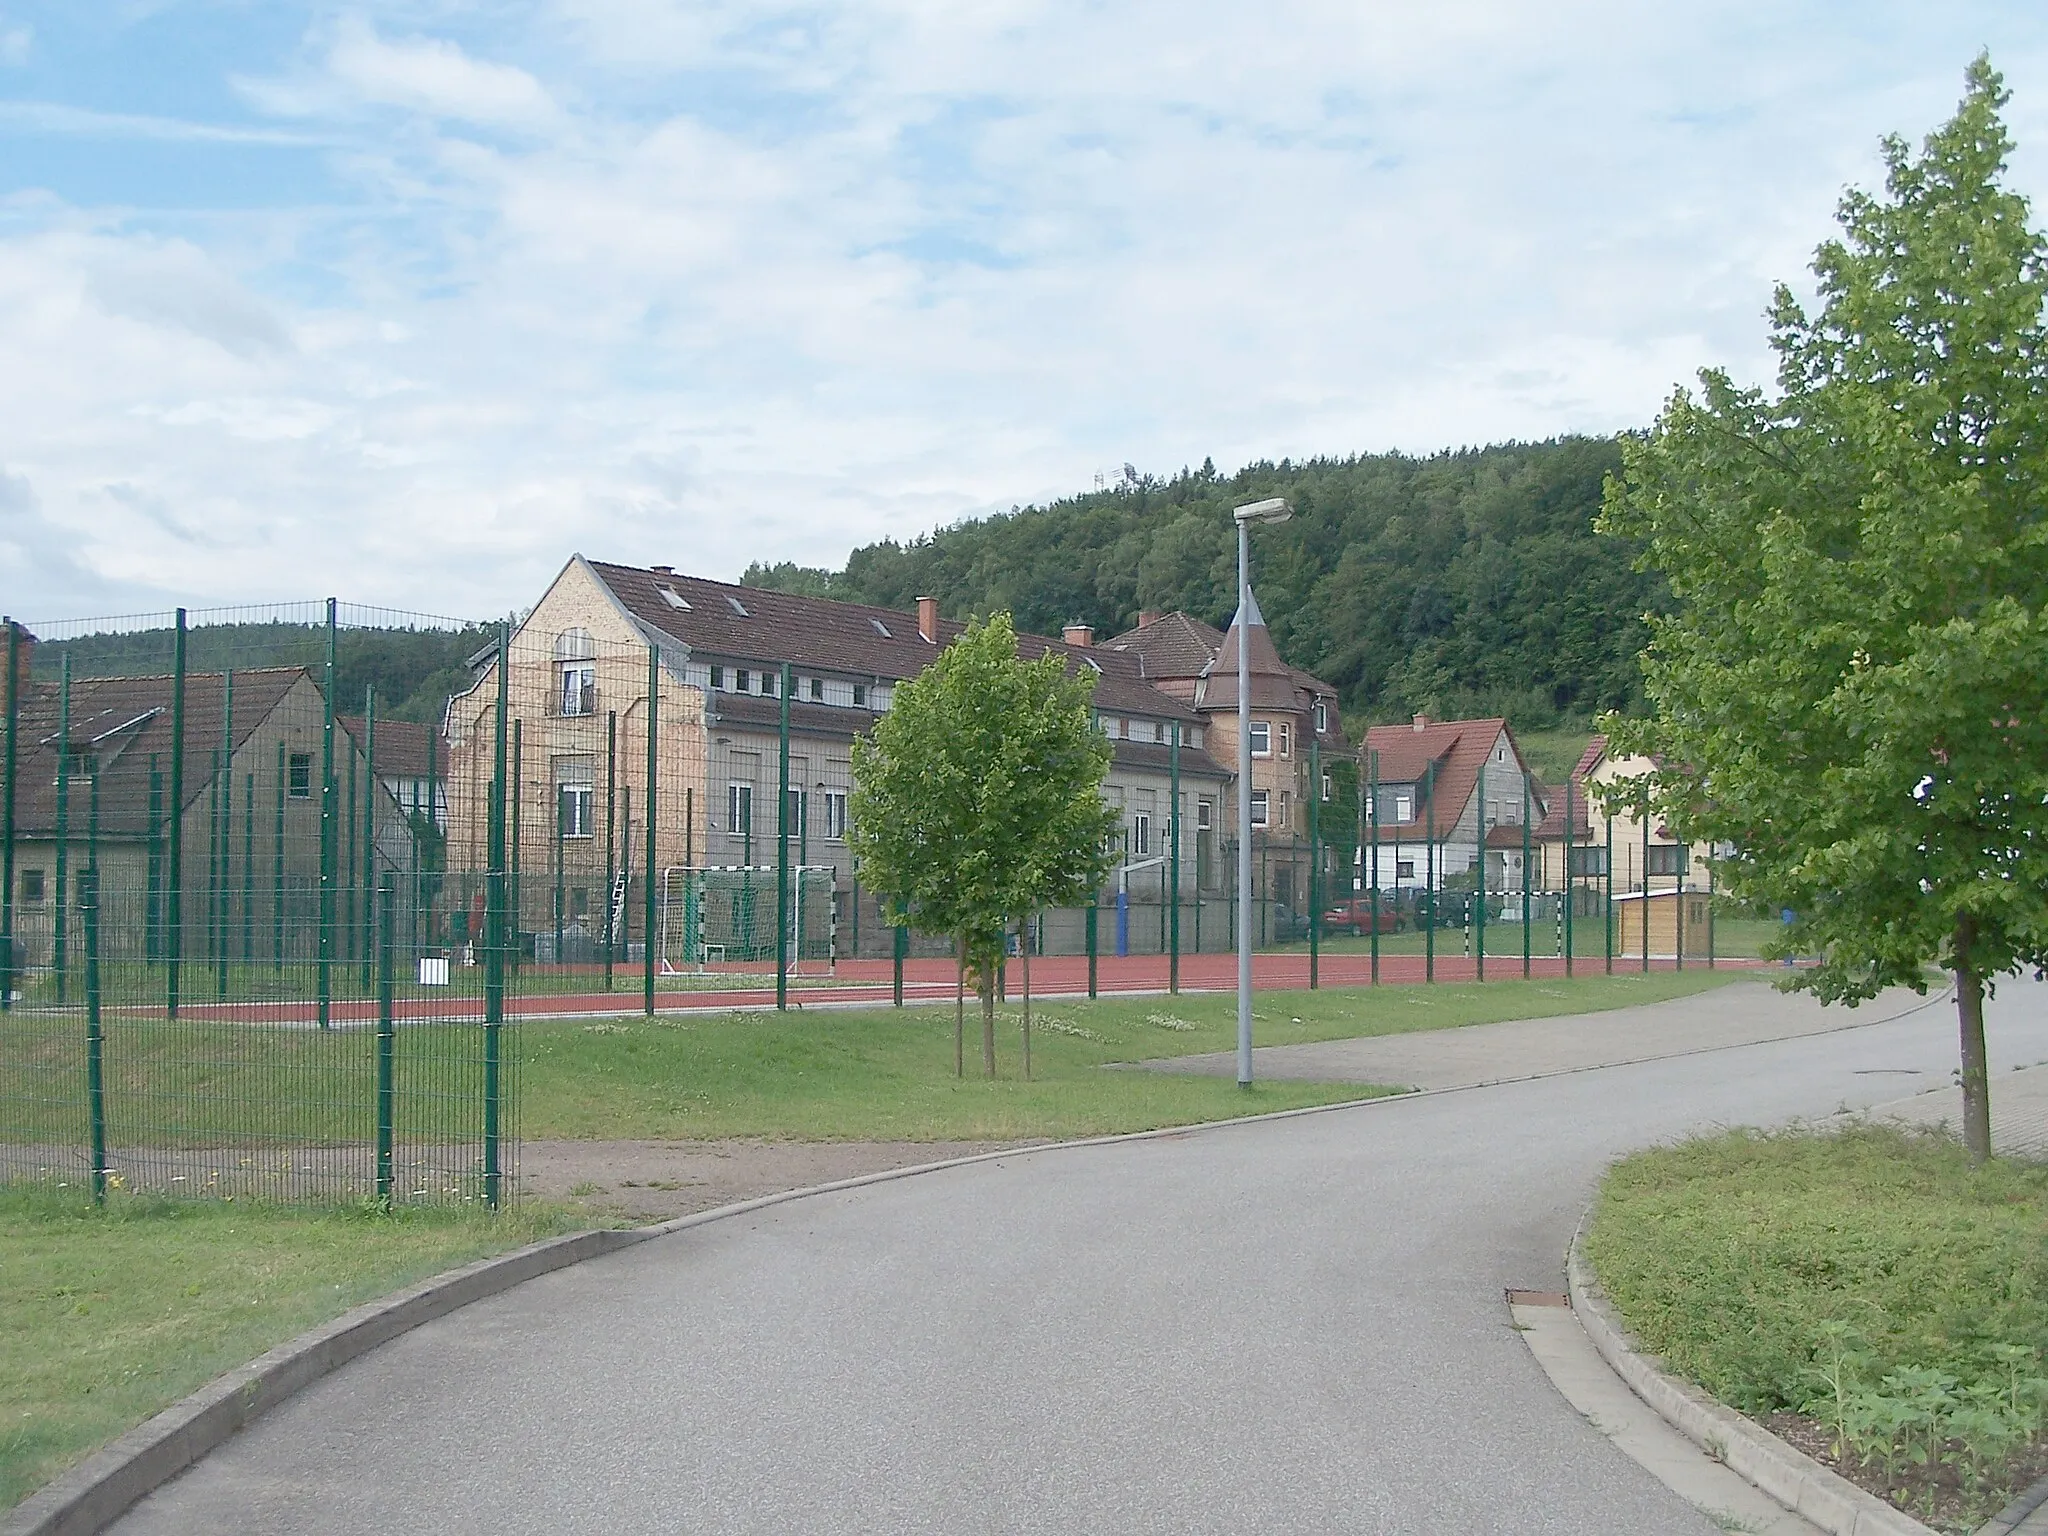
[1233,496,1292,1087]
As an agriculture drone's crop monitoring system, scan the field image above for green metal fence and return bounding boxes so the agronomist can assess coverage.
[0,602,520,1206]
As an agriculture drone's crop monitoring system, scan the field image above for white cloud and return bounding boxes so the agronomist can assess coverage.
[4,2,2048,618]
[326,17,561,129]
[0,23,29,67]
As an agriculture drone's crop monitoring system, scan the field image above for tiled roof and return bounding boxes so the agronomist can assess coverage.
[585,560,1197,724]
[338,715,450,780]
[1200,606,1304,713]
[1103,612,1225,679]
[1534,737,1604,841]
[1361,716,1525,840]
[9,668,309,837]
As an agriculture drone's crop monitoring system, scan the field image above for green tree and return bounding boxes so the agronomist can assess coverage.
[848,613,1118,1077]
[1599,57,2048,1163]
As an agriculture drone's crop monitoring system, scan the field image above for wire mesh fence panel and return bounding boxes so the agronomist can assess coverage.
[0,602,519,1205]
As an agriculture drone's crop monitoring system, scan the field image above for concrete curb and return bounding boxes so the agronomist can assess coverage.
[1566,1227,1937,1536]
[1978,1471,2048,1535]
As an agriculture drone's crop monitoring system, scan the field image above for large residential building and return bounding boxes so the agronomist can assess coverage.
[1357,715,1538,893]
[442,557,1233,961]
[1104,598,1349,924]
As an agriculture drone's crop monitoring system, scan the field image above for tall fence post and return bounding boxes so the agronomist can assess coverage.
[1563,775,1576,977]
[1604,812,1615,973]
[54,653,71,1005]
[242,767,255,963]
[1522,769,1533,979]
[271,742,286,973]
[603,710,617,993]
[1086,893,1098,998]
[217,670,233,999]
[318,598,336,1027]
[509,719,523,976]
[776,661,791,1010]
[643,641,658,1017]
[376,870,395,1208]
[168,608,188,1018]
[1474,759,1486,982]
[1,618,16,1011]
[1169,722,1181,995]
[1307,733,1320,991]
[1642,809,1651,973]
[483,621,509,1208]
[1424,785,1436,983]
[83,859,106,1206]
[1368,748,1380,985]
[361,685,376,993]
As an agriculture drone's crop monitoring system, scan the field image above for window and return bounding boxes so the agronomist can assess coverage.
[288,752,313,798]
[1394,792,1413,823]
[1278,791,1291,830]
[658,586,690,610]
[1321,773,1333,802]
[823,791,849,840]
[1278,721,1292,758]
[762,669,779,696]
[558,784,594,838]
[1196,798,1213,830]
[852,684,868,708]
[710,665,725,690]
[1646,843,1686,876]
[1396,859,1416,881]
[727,782,752,837]
[736,669,751,693]
[1314,701,1328,733]
[1250,789,1269,828]
[810,677,824,701]
[21,868,45,902]
[1570,847,1609,877]
[870,618,891,638]
[559,664,595,716]
[727,596,750,616]
[1249,721,1271,757]
[1133,813,1151,856]
[62,745,97,777]
[784,787,805,834]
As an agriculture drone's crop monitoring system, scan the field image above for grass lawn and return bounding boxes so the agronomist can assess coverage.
[517,969,1743,1141]
[1586,1125,2048,1533]
[0,1189,577,1514]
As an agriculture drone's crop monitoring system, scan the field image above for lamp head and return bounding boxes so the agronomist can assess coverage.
[1233,497,1293,525]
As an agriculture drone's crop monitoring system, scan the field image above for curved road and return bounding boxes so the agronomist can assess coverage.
[115,982,2048,1535]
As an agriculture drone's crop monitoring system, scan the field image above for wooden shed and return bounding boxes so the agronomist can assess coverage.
[1611,887,1713,961]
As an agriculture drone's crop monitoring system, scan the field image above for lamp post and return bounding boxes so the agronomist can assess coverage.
[1234,495,1292,1087]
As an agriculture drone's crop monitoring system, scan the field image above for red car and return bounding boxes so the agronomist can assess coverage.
[1320,897,1405,935]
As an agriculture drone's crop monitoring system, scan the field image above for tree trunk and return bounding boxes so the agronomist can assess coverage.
[954,941,965,1080]
[1021,919,1032,1082]
[981,964,997,1079]
[1953,911,1993,1165]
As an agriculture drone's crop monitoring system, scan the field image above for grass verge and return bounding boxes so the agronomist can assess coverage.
[0,1189,578,1513]
[1585,1125,2048,1533]
[520,970,1740,1140]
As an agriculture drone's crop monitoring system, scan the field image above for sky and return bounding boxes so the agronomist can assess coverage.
[3,3,2048,624]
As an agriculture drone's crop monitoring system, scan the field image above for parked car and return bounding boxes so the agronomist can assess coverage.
[1320,896,1405,936]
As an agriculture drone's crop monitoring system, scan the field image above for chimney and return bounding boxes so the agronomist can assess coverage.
[1063,622,1095,649]
[916,596,939,644]
[5,624,36,694]
[1413,713,1429,732]
[650,564,673,577]
[1138,608,1162,629]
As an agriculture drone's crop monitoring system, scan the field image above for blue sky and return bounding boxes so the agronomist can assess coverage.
[4,2,2048,620]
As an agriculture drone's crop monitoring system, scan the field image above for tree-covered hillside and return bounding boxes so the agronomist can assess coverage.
[744,438,1659,727]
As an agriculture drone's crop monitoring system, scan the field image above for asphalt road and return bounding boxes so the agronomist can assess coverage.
[113,981,2048,1536]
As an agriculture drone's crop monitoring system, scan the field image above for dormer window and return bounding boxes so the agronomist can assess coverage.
[1314,701,1328,733]
[810,677,824,701]
[736,668,751,692]
[852,683,868,707]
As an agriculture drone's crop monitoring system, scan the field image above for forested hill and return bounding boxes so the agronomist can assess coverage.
[743,437,1661,728]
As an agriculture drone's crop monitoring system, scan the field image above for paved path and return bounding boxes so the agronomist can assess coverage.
[1142,978,1945,1088]
[111,981,2048,1536]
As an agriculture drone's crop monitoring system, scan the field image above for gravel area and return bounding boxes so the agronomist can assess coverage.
[516,1137,1042,1222]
